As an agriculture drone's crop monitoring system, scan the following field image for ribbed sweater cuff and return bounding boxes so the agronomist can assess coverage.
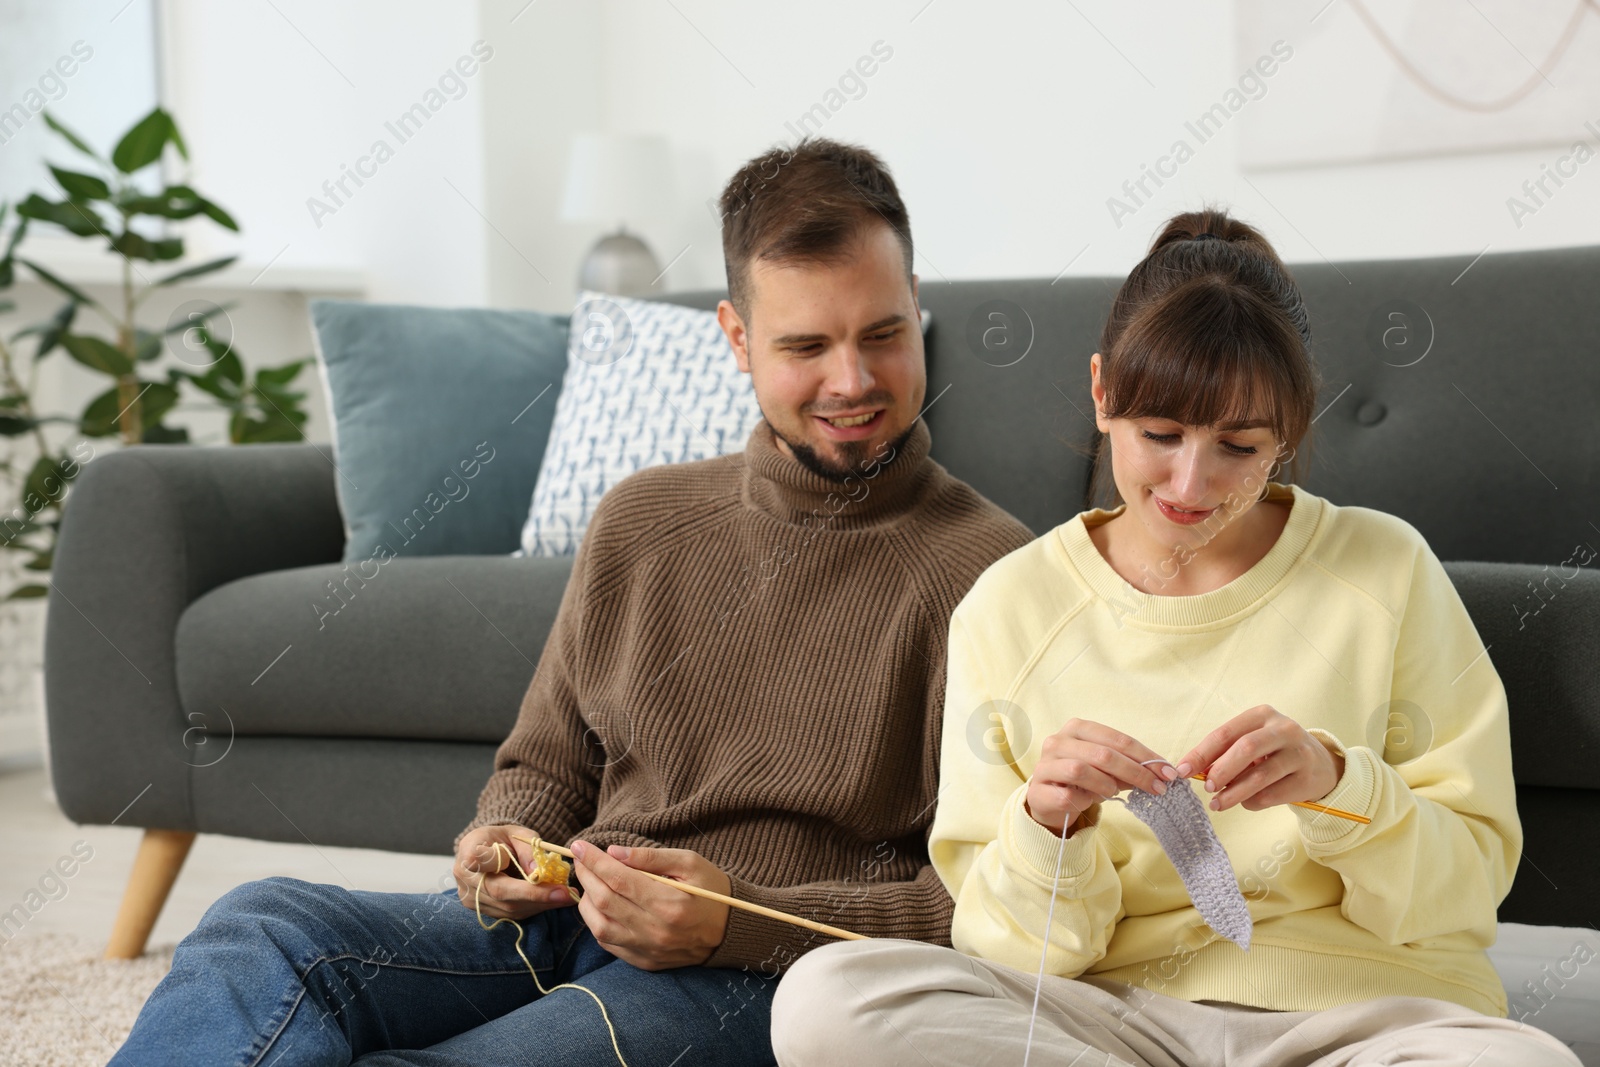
[1294,729,1378,847]
[1003,783,1101,885]
[702,873,804,971]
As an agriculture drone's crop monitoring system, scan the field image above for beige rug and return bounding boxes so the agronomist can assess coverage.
[0,934,174,1066]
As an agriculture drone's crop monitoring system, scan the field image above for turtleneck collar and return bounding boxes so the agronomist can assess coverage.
[741,417,937,530]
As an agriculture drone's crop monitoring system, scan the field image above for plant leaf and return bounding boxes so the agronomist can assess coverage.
[165,321,239,383]
[211,345,245,387]
[79,380,176,436]
[232,406,306,443]
[122,184,235,232]
[256,359,308,387]
[134,328,161,362]
[256,385,305,407]
[23,550,52,571]
[161,299,236,334]
[140,422,189,444]
[111,108,174,174]
[154,255,237,287]
[110,231,184,261]
[199,198,238,231]
[0,518,42,540]
[189,325,238,375]
[35,301,77,359]
[42,111,103,162]
[3,584,48,601]
[166,113,189,161]
[78,385,125,437]
[23,454,73,511]
[17,193,105,238]
[62,334,134,376]
[49,165,110,201]
[119,185,203,219]
[0,413,36,435]
[18,260,99,310]
[3,211,28,258]
[215,347,245,387]
[169,367,238,402]
[138,381,180,427]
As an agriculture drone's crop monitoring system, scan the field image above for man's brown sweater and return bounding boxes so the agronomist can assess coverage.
[457,417,1033,973]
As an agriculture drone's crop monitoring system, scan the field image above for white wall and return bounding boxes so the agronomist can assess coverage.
[160,0,490,304]
[15,1,1599,316]
[477,0,604,312]
[23,0,1598,315]
[0,0,160,208]
[484,0,1600,310]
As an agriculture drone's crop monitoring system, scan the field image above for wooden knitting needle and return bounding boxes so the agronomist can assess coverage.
[514,836,868,942]
[1188,773,1370,824]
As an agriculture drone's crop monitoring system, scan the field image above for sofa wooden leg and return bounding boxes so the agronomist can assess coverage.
[104,829,197,959]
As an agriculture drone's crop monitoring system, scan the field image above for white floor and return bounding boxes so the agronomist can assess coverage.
[0,763,452,955]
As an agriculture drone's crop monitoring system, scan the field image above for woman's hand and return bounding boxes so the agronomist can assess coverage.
[1026,719,1178,835]
[1173,704,1344,812]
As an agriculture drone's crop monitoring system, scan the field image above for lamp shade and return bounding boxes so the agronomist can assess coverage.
[559,133,674,225]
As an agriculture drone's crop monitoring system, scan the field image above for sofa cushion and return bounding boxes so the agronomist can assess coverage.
[516,291,763,557]
[190,737,495,855]
[175,555,573,743]
[309,299,570,562]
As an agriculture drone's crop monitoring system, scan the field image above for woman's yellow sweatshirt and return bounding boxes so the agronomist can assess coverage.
[928,481,1519,1017]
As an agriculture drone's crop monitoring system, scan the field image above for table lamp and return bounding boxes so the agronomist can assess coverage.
[560,133,674,296]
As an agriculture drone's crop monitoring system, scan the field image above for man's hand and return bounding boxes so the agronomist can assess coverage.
[569,840,731,971]
[1173,705,1345,813]
[453,824,579,921]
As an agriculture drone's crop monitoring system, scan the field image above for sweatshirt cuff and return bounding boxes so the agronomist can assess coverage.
[1294,729,1377,847]
[1003,783,1101,885]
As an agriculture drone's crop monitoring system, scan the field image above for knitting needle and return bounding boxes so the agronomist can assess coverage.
[1188,773,1370,824]
[512,836,868,942]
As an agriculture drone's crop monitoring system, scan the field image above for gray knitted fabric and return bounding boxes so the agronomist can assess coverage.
[1115,763,1253,950]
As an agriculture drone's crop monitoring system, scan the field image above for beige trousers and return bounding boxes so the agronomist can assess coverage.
[771,938,1582,1067]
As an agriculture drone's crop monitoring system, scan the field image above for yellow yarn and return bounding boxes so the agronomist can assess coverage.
[472,837,629,1067]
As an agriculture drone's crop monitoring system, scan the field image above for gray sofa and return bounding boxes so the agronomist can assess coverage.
[44,248,1600,980]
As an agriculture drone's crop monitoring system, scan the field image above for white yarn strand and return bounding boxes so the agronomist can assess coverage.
[1021,759,1180,1064]
[1021,807,1074,1067]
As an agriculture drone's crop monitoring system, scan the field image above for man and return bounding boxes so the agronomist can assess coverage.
[111,137,1033,1067]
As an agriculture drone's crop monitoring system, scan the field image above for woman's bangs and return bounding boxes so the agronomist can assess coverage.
[1105,284,1297,441]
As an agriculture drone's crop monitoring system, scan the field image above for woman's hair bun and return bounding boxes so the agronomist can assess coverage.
[1149,208,1276,260]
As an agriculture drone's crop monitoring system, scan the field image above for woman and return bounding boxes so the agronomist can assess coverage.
[769,210,1580,1066]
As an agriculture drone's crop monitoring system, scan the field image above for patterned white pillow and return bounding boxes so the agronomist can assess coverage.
[515,292,764,557]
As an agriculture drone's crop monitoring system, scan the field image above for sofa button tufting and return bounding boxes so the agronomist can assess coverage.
[1356,401,1387,426]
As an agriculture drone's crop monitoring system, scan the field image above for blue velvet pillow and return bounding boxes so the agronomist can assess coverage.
[309,300,569,562]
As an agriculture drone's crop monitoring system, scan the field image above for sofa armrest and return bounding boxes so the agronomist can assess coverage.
[1445,561,1600,927]
[44,443,344,830]
[1444,561,1600,789]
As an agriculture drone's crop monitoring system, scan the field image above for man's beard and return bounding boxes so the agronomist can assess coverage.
[771,420,917,483]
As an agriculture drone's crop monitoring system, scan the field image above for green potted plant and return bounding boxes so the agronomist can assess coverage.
[0,106,313,601]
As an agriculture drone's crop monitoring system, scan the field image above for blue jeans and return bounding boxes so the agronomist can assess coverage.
[111,876,778,1067]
